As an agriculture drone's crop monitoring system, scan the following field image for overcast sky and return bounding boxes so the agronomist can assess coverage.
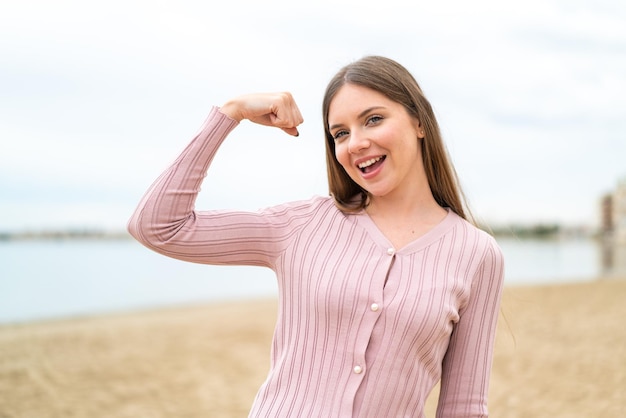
[1,0,625,232]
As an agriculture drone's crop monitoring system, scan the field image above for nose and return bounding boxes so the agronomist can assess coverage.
[347,129,370,154]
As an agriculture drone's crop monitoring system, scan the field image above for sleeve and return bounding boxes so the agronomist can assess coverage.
[127,106,305,269]
[436,236,505,417]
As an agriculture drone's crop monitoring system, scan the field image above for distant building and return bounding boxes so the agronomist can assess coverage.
[602,178,626,245]
[600,179,626,277]
[601,194,613,235]
[615,179,626,245]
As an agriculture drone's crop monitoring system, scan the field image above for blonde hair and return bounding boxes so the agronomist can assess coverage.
[322,56,471,222]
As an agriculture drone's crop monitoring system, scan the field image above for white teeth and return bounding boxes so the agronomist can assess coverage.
[358,156,382,169]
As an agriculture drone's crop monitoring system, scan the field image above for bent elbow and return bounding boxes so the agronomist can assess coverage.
[127,208,195,254]
[126,209,152,247]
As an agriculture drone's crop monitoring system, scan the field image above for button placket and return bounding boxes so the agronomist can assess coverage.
[347,247,392,387]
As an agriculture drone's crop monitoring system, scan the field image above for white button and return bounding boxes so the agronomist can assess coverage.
[370,303,379,312]
[353,365,363,374]
[387,247,395,256]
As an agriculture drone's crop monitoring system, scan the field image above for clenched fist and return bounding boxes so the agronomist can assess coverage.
[220,92,304,137]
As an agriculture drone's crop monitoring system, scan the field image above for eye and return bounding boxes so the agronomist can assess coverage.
[332,129,349,142]
[366,115,383,125]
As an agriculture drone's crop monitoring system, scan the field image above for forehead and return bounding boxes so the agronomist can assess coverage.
[328,84,396,120]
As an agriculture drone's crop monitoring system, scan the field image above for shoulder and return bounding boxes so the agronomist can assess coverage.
[257,195,340,221]
[443,213,505,291]
[249,196,346,241]
[448,211,503,259]
[261,194,335,212]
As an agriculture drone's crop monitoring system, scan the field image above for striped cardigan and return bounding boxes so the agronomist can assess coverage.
[128,107,505,417]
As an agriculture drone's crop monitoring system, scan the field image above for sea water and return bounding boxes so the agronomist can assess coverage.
[0,237,609,324]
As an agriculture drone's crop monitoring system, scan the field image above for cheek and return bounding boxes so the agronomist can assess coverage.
[334,143,351,170]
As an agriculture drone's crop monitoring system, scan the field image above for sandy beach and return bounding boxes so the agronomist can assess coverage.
[1,278,624,418]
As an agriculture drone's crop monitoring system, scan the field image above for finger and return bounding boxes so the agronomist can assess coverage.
[269,108,303,132]
[273,93,304,124]
[281,127,300,137]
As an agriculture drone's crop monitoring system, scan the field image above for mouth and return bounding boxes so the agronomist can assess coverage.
[357,156,386,174]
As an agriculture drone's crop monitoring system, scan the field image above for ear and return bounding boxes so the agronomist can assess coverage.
[414,119,425,139]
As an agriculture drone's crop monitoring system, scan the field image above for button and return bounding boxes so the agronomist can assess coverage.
[353,365,363,374]
[370,303,379,312]
[387,247,395,256]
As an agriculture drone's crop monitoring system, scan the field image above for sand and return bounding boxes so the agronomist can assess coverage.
[1,278,624,418]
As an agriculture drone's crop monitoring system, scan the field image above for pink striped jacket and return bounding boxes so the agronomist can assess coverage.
[128,107,505,417]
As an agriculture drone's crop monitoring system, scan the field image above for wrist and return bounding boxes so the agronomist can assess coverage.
[219,101,244,122]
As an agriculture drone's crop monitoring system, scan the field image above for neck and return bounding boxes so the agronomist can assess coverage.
[367,188,443,219]
[365,191,448,249]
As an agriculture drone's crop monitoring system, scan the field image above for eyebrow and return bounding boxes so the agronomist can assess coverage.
[329,106,386,131]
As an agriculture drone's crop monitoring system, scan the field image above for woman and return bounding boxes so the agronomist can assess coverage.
[128,56,504,417]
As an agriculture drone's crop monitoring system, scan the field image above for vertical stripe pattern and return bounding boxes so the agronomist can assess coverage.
[128,107,505,417]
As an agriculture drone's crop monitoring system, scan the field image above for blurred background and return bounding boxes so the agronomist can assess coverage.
[1,0,625,324]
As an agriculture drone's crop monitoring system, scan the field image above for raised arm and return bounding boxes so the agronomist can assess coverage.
[127,93,304,267]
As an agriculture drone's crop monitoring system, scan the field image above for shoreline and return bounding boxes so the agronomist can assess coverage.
[1,279,624,417]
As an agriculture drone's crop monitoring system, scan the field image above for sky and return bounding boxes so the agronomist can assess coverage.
[1,0,625,232]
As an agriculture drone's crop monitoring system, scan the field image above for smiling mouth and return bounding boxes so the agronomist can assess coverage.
[358,156,386,173]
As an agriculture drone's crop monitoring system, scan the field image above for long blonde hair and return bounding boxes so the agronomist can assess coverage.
[322,56,471,222]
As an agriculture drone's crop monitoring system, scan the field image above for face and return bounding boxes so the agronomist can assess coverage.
[328,84,426,202]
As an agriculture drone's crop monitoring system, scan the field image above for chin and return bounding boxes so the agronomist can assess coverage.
[363,189,389,199]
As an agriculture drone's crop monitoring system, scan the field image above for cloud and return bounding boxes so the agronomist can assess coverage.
[1,0,625,230]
